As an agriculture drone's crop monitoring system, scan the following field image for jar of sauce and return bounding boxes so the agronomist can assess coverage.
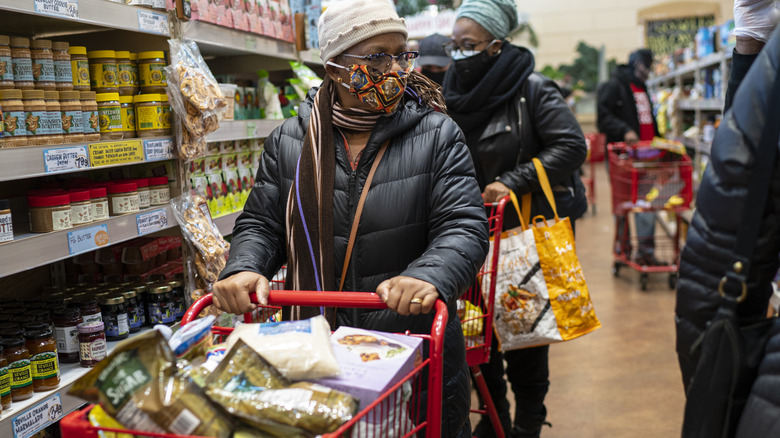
[24,328,59,392]
[0,345,10,409]
[121,290,142,333]
[132,284,148,326]
[69,46,90,91]
[0,35,14,89]
[43,90,65,145]
[0,89,27,147]
[53,307,82,363]
[60,90,85,143]
[96,92,122,140]
[99,295,129,341]
[149,176,170,206]
[52,41,73,92]
[107,182,139,216]
[73,297,102,323]
[77,321,106,367]
[138,51,167,94]
[147,285,176,324]
[31,39,56,91]
[1,338,32,402]
[87,50,118,94]
[11,37,34,90]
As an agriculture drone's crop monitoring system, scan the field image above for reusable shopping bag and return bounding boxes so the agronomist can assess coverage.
[483,158,601,351]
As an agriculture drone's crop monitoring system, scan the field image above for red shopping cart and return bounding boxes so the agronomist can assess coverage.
[608,141,693,290]
[581,132,606,215]
[459,197,508,438]
[60,290,448,438]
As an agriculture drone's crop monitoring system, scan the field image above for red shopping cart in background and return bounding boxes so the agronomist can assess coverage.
[581,132,606,215]
[608,141,693,290]
[60,290,448,438]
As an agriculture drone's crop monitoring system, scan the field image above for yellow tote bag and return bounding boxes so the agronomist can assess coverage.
[484,158,601,351]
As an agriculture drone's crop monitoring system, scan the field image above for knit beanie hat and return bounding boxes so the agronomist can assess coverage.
[318,0,408,63]
[629,49,653,69]
[456,0,519,40]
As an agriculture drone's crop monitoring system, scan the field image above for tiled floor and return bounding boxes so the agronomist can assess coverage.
[470,163,686,437]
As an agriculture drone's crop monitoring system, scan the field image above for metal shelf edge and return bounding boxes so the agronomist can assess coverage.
[182,21,296,59]
[206,119,287,142]
[213,211,240,236]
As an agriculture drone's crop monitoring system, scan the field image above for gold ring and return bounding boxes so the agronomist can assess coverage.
[410,298,423,305]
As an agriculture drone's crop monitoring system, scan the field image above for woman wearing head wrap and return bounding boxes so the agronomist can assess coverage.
[442,0,588,437]
[213,0,488,436]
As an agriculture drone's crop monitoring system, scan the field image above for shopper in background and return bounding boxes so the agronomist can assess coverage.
[442,0,588,436]
[418,33,451,85]
[597,49,665,266]
[212,0,488,436]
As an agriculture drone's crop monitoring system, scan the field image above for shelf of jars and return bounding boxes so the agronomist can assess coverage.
[205,119,286,143]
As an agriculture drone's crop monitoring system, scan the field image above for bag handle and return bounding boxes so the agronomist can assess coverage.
[514,158,560,227]
[338,140,390,292]
[509,191,529,232]
[720,74,780,302]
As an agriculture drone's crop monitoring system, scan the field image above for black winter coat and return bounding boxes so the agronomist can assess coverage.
[597,65,660,145]
[675,32,780,387]
[463,72,588,224]
[221,90,490,437]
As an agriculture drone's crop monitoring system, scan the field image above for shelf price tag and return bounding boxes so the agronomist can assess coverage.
[246,121,256,138]
[34,0,78,19]
[43,145,89,173]
[245,36,257,51]
[67,224,110,255]
[137,208,169,236]
[89,140,144,167]
[137,10,170,35]
[144,138,174,161]
[12,393,63,438]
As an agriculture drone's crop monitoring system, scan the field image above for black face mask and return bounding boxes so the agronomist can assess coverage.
[421,68,447,86]
[453,48,500,89]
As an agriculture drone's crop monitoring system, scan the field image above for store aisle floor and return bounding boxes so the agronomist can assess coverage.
[470,163,686,437]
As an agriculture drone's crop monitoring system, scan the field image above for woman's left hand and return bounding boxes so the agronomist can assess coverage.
[483,181,510,203]
[377,276,439,316]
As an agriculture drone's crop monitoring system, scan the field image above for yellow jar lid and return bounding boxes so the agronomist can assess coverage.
[129,52,138,61]
[138,51,165,60]
[95,92,120,102]
[69,46,87,55]
[88,50,116,59]
[133,94,162,103]
[0,89,23,99]
[115,50,130,59]
[119,95,134,104]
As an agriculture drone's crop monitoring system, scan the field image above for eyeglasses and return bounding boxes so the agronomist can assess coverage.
[340,51,419,75]
[442,39,495,58]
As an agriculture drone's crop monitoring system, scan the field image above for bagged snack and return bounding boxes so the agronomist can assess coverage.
[69,330,233,437]
[257,70,283,120]
[225,315,340,380]
[289,61,322,90]
[170,191,229,283]
[206,339,357,436]
[88,405,133,438]
[169,315,216,360]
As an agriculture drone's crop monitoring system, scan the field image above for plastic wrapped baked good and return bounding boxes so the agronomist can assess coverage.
[170,191,229,284]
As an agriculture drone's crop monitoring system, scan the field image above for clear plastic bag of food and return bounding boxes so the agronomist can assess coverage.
[174,114,207,160]
[170,191,229,283]
[167,39,227,115]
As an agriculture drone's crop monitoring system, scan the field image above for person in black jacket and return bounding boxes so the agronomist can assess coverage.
[441,0,588,436]
[597,49,666,267]
[212,1,488,436]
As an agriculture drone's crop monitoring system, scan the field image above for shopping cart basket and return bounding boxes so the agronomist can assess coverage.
[459,198,507,438]
[60,290,448,438]
[581,132,606,214]
[608,141,693,290]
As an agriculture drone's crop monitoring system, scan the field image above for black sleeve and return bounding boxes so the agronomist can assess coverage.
[497,76,588,194]
[220,127,287,280]
[401,118,490,306]
[725,49,759,112]
[597,80,633,141]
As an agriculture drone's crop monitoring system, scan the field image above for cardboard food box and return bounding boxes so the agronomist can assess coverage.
[314,327,424,409]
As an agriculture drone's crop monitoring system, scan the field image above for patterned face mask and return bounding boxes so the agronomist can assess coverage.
[328,62,408,114]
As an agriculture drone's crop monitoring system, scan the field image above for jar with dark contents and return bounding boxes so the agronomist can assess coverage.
[0,327,24,341]
[71,297,102,323]
[99,295,129,341]
[24,328,59,392]
[132,284,148,326]
[1,338,32,402]
[10,37,33,90]
[31,39,56,91]
[52,307,82,363]
[121,290,142,333]
[147,285,176,324]
[26,310,53,331]
[22,321,47,333]
[0,345,10,409]
[168,279,185,320]
[77,321,106,367]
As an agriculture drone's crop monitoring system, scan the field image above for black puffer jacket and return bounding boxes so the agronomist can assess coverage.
[464,73,588,224]
[597,65,660,145]
[675,30,780,387]
[222,90,490,437]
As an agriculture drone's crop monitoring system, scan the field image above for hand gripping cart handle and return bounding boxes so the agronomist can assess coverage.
[60,290,448,438]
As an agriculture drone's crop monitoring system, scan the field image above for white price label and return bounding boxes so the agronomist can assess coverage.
[67,224,110,255]
[12,394,63,438]
[246,121,256,138]
[137,208,169,235]
[245,36,257,51]
[43,146,89,173]
[34,0,78,19]
[144,138,174,161]
[137,10,170,35]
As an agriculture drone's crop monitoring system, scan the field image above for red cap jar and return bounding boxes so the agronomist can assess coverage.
[68,189,92,225]
[28,193,72,232]
[149,176,170,206]
[130,178,150,209]
[89,187,109,221]
[107,182,139,216]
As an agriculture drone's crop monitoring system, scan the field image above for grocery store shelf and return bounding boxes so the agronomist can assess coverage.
[648,50,733,87]
[677,98,724,112]
[213,211,241,235]
[182,20,296,59]
[0,328,153,438]
[206,119,287,142]
[0,205,175,278]
[0,137,174,183]
[0,0,170,37]
[298,48,323,65]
